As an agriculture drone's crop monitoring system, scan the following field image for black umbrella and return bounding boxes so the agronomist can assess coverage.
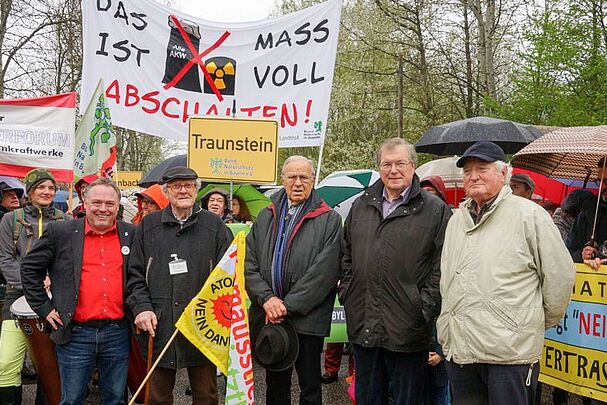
[139,154,187,187]
[415,116,542,155]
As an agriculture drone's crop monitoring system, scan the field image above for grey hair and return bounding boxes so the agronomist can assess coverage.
[493,161,512,184]
[83,177,121,201]
[375,137,417,166]
[161,178,203,194]
[281,155,316,176]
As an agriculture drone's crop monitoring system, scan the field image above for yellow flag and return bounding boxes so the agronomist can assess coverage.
[175,232,248,377]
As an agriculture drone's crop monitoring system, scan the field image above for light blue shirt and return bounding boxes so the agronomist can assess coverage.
[382,186,410,218]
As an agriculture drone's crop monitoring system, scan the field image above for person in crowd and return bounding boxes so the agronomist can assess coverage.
[0,180,24,323]
[201,188,231,222]
[420,175,449,204]
[245,156,342,405]
[510,172,535,199]
[565,159,607,405]
[437,141,575,405]
[231,195,252,223]
[553,190,594,242]
[132,184,169,225]
[20,177,134,404]
[71,174,99,218]
[126,167,232,405]
[567,157,607,269]
[0,182,23,220]
[340,138,451,404]
[321,342,354,384]
[0,169,67,403]
[425,324,449,405]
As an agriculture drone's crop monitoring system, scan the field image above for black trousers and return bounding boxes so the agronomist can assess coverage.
[353,344,427,405]
[266,333,324,405]
[446,361,539,405]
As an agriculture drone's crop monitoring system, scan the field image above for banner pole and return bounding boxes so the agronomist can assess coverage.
[128,329,179,405]
[315,143,325,187]
[67,182,74,212]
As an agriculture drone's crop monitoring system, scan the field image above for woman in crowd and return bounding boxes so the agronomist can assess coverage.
[0,169,67,403]
[132,184,169,224]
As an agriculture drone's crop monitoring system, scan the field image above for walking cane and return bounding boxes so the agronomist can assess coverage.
[144,334,154,405]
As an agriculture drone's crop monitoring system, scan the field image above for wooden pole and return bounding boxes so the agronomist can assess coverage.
[143,334,154,405]
[128,329,179,405]
[67,182,74,212]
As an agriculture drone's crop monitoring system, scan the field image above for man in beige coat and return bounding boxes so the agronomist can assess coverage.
[437,141,575,405]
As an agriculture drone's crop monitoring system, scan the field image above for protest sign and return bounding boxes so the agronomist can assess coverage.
[188,117,277,183]
[115,171,143,189]
[82,0,341,148]
[326,297,348,343]
[0,93,75,182]
[540,264,607,402]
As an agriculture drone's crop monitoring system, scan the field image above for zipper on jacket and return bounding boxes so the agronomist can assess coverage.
[38,207,43,238]
[525,363,534,386]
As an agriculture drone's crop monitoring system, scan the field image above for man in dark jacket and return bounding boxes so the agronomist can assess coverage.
[245,156,342,405]
[21,177,134,404]
[567,157,607,269]
[126,167,232,405]
[340,138,452,405]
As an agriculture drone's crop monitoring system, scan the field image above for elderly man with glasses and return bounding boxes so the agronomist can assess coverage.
[340,138,452,404]
[126,167,232,404]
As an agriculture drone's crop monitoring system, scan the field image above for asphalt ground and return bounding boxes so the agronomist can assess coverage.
[23,349,353,404]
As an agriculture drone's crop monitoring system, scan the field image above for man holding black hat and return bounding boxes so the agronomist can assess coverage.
[510,173,535,200]
[246,156,342,405]
[437,141,575,405]
[126,166,232,405]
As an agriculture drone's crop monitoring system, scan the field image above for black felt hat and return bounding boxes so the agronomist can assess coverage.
[161,166,198,184]
[251,317,299,372]
[456,141,506,168]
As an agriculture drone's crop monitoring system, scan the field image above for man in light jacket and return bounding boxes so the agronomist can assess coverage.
[437,141,576,405]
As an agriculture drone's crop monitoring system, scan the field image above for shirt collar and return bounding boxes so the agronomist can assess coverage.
[382,186,409,203]
[84,219,117,235]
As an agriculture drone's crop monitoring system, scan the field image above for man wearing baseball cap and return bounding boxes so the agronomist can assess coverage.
[127,167,232,404]
[437,141,575,405]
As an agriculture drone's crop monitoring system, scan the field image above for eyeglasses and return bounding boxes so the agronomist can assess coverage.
[284,174,313,183]
[167,183,196,192]
[379,161,411,171]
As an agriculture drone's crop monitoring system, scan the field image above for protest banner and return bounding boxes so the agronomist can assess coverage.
[175,232,254,404]
[114,171,143,189]
[74,79,117,181]
[540,264,607,402]
[188,117,278,183]
[0,93,76,182]
[326,296,348,343]
[81,0,341,148]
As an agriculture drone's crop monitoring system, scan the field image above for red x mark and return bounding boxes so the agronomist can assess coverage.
[163,15,231,102]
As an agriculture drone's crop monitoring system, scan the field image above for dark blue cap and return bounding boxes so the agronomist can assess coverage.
[456,141,506,168]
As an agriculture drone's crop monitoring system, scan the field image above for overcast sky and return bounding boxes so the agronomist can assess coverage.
[173,0,277,22]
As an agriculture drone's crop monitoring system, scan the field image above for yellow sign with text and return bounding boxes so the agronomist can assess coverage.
[114,171,143,190]
[539,264,607,402]
[188,117,278,183]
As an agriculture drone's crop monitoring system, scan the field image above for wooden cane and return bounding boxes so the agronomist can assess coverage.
[128,329,179,405]
[143,334,154,405]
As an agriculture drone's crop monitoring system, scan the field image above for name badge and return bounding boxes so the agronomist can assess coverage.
[168,254,188,276]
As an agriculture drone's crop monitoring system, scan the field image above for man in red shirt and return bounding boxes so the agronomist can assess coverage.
[21,178,135,404]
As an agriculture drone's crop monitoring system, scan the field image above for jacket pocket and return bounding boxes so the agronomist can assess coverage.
[483,296,521,330]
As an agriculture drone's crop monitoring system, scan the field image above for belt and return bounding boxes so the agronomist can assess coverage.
[72,317,128,329]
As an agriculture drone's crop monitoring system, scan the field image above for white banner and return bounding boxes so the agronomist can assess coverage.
[82,0,341,148]
[0,93,76,182]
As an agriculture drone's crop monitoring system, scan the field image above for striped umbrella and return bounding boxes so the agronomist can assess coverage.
[511,126,607,182]
[316,169,380,219]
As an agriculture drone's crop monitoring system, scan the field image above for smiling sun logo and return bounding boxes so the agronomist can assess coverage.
[211,293,234,329]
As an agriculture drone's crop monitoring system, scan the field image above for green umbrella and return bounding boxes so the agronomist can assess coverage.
[197,183,271,220]
[316,169,380,219]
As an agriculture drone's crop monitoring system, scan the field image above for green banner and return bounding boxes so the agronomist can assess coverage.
[325,297,348,343]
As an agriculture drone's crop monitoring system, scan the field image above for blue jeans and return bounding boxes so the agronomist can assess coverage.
[353,344,427,405]
[55,322,129,405]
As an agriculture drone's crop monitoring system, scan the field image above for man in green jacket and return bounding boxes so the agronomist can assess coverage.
[437,141,576,405]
